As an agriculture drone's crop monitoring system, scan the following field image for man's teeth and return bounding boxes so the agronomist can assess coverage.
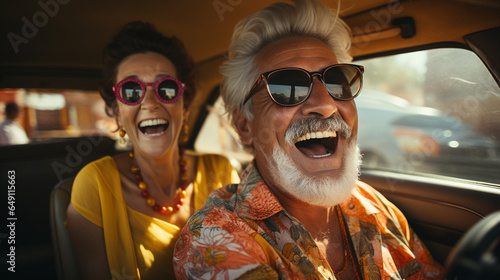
[295,130,337,142]
[139,119,167,127]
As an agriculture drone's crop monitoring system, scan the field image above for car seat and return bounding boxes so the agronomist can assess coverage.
[50,177,81,280]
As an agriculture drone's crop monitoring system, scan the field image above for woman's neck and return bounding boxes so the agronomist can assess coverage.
[132,147,181,196]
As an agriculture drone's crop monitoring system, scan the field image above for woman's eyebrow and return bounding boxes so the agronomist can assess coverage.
[155,73,172,79]
[121,73,173,82]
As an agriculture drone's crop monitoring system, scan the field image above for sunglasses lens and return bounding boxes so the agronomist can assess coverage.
[323,65,362,100]
[267,69,310,105]
[121,81,143,103]
[158,79,180,101]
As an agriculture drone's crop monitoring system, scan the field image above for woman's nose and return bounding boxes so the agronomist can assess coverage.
[140,85,161,109]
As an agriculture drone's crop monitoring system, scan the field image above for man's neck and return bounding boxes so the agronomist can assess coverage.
[283,201,337,237]
[284,201,347,273]
[264,182,330,230]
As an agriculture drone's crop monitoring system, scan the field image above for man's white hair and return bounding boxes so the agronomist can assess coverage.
[220,0,352,122]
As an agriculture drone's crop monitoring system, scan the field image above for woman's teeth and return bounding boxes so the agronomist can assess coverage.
[139,119,167,127]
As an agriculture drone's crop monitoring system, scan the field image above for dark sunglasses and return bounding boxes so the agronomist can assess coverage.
[243,64,364,107]
[113,76,185,105]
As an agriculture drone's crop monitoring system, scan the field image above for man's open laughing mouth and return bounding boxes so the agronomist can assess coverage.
[294,130,339,158]
[285,116,352,159]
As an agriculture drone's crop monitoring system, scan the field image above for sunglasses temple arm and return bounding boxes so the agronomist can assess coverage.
[349,71,363,86]
[243,75,264,105]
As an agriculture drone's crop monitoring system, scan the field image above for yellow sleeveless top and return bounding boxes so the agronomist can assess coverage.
[71,152,240,279]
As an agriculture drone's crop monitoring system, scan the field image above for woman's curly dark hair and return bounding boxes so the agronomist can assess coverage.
[100,21,196,116]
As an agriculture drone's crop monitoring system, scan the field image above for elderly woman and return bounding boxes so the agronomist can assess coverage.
[66,21,239,279]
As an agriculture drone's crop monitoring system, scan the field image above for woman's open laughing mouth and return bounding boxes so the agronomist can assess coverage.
[138,118,168,137]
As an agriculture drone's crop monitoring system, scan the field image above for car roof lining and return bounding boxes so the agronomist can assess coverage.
[2,0,499,70]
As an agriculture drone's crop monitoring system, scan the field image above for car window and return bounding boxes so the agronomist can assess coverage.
[357,48,500,184]
[0,89,117,143]
[195,98,253,172]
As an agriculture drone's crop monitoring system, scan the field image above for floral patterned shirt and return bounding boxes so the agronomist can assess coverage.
[173,162,444,279]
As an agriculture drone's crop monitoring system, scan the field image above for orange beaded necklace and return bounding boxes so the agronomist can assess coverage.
[128,148,189,215]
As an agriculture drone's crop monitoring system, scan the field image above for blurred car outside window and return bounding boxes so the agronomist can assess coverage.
[357,48,500,184]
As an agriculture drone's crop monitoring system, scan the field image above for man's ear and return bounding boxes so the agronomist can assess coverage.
[233,110,253,146]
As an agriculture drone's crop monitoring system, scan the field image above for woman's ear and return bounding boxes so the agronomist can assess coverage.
[233,110,253,146]
[114,107,122,129]
[183,106,190,123]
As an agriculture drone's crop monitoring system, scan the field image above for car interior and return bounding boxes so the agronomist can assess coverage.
[1,0,500,279]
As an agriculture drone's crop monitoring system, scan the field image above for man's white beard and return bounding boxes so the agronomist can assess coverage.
[265,140,361,208]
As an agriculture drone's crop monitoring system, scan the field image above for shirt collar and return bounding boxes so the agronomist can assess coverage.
[233,161,284,220]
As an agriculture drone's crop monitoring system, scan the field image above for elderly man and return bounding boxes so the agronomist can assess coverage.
[174,0,444,279]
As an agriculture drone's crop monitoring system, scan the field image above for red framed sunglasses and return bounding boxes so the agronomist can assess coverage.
[113,76,185,105]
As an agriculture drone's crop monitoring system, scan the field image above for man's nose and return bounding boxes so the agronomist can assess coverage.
[300,77,338,118]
